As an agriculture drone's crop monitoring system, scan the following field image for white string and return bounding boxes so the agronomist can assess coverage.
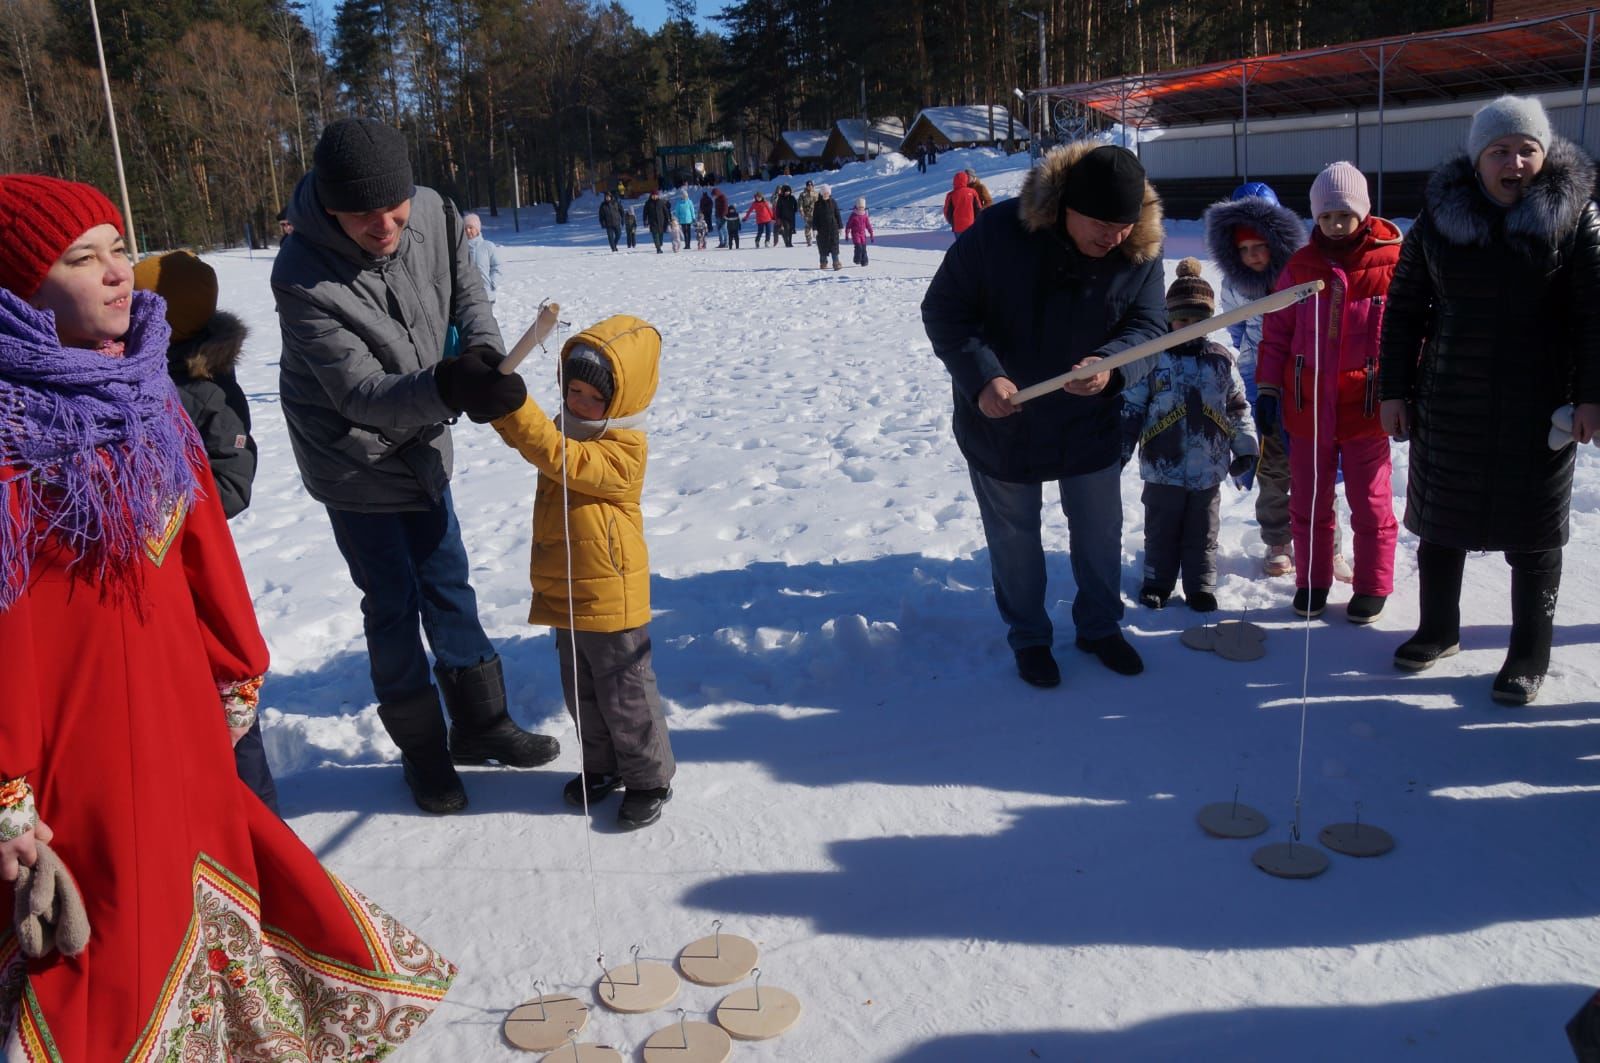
[1291,285,1324,840]
[551,316,609,968]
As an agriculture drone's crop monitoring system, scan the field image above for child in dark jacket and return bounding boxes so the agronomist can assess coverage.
[1121,259,1258,612]
[131,249,278,815]
[1257,161,1401,623]
[724,203,743,248]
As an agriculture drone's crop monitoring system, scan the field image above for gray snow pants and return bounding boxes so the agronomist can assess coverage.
[1142,482,1221,597]
[1256,430,1291,548]
[555,625,676,789]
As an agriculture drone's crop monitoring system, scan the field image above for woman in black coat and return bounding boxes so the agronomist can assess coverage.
[811,184,844,270]
[1379,95,1600,703]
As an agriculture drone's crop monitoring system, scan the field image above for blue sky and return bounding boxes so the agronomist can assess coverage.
[614,0,724,33]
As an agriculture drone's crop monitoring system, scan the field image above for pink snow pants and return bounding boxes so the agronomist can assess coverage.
[1288,432,1396,594]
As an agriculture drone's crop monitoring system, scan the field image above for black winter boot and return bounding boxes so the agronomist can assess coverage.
[377,688,468,815]
[436,657,560,768]
[1394,541,1465,671]
[1493,558,1560,705]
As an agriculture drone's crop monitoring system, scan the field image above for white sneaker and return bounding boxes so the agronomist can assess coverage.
[1263,549,1293,578]
[1333,553,1354,584]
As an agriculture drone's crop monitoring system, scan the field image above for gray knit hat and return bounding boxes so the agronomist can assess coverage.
[564,345,615,405]
[313,117,415,213]
[1468,95,1552,162]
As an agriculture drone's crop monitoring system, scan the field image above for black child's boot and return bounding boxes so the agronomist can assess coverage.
[436,657,560,768]
[1395,541,1465,672]
[1493,558,1561,705]
[377,688,468,814]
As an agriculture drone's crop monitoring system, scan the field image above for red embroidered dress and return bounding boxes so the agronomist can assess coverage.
[0,455,455,1060]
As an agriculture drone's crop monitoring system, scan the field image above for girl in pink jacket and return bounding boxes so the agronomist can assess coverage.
[846,197,875,267]
[1257,162,1400,623]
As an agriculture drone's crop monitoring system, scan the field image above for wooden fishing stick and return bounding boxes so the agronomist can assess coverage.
[1010,279,1325,405]
[499,301,563,375]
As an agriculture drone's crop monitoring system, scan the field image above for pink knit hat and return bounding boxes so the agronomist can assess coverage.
[1309,161,1370,220]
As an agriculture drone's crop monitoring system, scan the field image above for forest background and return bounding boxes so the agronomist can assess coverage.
[0,0,1485,248]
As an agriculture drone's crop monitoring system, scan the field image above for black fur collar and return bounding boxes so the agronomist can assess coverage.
[1426,135,1596,250]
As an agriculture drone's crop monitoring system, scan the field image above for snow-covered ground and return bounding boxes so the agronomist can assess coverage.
[210,148,1600,1060]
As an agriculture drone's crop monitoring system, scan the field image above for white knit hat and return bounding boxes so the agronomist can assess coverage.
[1309,161,1370,220]
[1468,95,1552,162]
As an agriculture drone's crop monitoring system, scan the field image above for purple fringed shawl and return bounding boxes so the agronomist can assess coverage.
[0,288,200,610]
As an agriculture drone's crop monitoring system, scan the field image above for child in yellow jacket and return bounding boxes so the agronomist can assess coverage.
[491,315,676,829]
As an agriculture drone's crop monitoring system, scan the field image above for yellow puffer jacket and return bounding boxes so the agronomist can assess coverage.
[492,315,660,633]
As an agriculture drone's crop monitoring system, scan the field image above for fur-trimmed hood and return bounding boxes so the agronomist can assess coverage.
[1426,134,1597,252]
[168,310,246,382]
[1202,196,1307,299]
[1017,141,1164,265]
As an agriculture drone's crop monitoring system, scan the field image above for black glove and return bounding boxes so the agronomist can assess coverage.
[1229,453,1258,491]
[435,350,527,423]
[464,343,505,371]
[1254,392,1280,443]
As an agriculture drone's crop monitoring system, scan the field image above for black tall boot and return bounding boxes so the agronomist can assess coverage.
[376,688,468,814]
[1493,555,1561,705]
[1394,540,1465,671]
[436,656,560,768]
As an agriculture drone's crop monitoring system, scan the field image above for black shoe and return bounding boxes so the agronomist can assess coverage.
[1185,591,1218,613]
[402,756,468,815]
[1013,646,1060,688]
[1292,587,1329,618]
[378,689,468,815]
[563,773,623,808]
[1074,632,1144,676]
[1346,594,1387,624]
[437,658,561,768]
[1137,586,1170,609]
[1394,633,1461,672]
[618,786,672,830]
[1492,561,1560,705]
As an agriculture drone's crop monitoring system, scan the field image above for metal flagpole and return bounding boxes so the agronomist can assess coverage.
[88,0,138,260]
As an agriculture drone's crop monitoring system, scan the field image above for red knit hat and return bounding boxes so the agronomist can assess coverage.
[0,175,125,299]
[1234,224,1266,246]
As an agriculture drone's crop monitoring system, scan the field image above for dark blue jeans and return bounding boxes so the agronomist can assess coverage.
[234,718,280,816]
[325,488,496,704]
[968,461,1125,649]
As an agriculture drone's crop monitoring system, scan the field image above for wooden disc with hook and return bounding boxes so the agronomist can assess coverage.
[715,985,801,1041]
[596,959,680,1014]
[538,1044,621,1063]
[1252,841,1330,879]
[504,995,590,1052]
[1196,801,1268,839]
[643,1020,732,1063]
[678,932,758,986]
[1213,620,1267,661]
[1320,821,1395,857]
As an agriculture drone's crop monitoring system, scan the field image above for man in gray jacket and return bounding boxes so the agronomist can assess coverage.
[273,117,556,814]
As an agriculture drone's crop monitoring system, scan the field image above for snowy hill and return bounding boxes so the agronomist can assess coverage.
[213,146,1599,1060]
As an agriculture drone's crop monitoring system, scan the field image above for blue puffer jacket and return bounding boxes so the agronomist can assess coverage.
[922,142,1168,483]
[1120,337,1258,490]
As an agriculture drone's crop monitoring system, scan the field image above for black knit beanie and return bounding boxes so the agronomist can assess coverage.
[1062,145,1147,225]
[564,346,615,406]
[314,118,415,212]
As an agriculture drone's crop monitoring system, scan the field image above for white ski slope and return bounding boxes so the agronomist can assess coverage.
[206,147,1600,1061]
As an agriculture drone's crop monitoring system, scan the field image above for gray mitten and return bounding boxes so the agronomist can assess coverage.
[13,841,90,958]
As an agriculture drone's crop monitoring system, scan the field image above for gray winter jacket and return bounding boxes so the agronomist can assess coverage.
[273,177,504,512]
[466,234,501,300]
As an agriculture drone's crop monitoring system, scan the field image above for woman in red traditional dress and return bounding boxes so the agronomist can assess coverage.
[0,175,455,1060]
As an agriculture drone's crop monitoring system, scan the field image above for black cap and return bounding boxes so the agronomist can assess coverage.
[564,346,615,406]
[313,117,415,213]
[1062,146,1147,225]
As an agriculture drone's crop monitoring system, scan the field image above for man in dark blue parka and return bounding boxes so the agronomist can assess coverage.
[922,144,1167,687]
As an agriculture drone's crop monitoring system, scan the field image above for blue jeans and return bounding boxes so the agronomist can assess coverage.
[968,461,1125,649]
[325,487,497,703]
